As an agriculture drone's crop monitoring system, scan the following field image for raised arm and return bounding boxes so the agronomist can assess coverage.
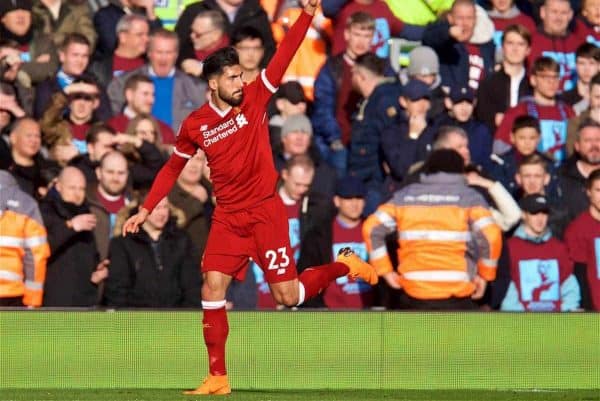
[263,0,319,89]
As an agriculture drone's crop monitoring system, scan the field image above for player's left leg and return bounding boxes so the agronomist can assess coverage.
[268,249,378,307]
[254,197,377,307]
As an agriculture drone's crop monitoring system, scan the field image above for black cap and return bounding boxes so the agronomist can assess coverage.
[424,149,465,174]
[276,81,306,105]
[448,85,475,103]
[519,194,550,214]
[335,176,367,198]
[402,79,431,101]
[0,0,32,18]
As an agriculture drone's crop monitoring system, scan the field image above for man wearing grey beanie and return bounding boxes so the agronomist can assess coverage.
[273,114,336,199]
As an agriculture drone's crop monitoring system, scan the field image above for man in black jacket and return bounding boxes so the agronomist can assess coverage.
[104,195,202,307]
[559,118,600,222]
[475,23,532,131]
[41,166,108,306]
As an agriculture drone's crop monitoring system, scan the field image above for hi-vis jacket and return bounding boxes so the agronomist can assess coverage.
[363,173,502,300]
[0,171,49,306]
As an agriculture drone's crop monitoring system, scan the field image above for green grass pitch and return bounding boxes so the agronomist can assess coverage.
[1,389,599,401]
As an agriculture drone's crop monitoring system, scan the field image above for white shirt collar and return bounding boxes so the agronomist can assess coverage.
[209,100,231,118]
[148,66,176,78]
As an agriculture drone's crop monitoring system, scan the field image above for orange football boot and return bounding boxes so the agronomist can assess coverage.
[336,247,378,285]
[183,374,231,395]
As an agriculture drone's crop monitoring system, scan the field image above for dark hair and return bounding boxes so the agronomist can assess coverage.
[512,115,540,134]
[424,149,465,174]
[575,117,600,142]
[354,52,386,76]
[86,124,115,144]
[587,168,600,189]
[591,72,600,88]
[576,42,600,61]
[124,73,153,93]
[73,73,99,87]
[202,47,240,80]
[502,24,532,46]
[61,32,91,51]
[518,153,550,173]
[231,26,264,46]
[531,56,560,75]
[194,10,227,33]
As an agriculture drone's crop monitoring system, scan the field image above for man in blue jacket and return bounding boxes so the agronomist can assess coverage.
[347,52,402,215]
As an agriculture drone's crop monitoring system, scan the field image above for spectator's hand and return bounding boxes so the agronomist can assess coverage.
[465,171,494,189]
[114,133,143,148]
[471,275,487,300]
[494,112,504,127]
[135,0,156,19]
[91,259,109,284]
[408,114,427,138]
[64,82,97,95]
[0,93,25,117]
[0,47,20,61]
[35,53,51,63]
[382,271,402,289]
[190,185,208,203]
[69,213,97,232]
[330,139,344,151]
[52,142,79,164]
[123,207,149,236]
[181,59,203,77]
[590,107,600,123]
[1,52,22,82]
[449,24,465,41]
[301,0,320,15]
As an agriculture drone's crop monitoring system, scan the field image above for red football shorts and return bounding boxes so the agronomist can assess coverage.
[202,195,298,283]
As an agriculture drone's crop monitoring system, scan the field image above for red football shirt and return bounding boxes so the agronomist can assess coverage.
[564,210,600,311]
[142,11,313,213]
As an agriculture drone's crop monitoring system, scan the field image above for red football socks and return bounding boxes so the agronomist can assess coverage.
[202,301,229,376]
[298,262,350,302]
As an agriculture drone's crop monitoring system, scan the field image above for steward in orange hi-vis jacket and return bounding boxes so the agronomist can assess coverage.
[0,171,50,307]
[363,153,502,301]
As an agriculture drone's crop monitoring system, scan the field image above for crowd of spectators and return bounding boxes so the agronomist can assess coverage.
[0,0,598,311]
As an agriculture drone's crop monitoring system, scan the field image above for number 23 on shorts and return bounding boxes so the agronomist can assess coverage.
[265,247,290,275]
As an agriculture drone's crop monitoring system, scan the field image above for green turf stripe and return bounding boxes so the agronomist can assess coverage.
[0,311,598,390]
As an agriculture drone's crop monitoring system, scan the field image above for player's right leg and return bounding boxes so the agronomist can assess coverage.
[184,270,233,396]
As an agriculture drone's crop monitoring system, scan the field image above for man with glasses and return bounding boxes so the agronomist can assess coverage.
[180,10,229,78]
[494,57,575,165]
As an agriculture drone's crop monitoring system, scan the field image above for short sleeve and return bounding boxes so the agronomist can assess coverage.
[173,122,197,159]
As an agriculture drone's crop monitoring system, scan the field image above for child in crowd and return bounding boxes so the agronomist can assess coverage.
[501,194,580,312]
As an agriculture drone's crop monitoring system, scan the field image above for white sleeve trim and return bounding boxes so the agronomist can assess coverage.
[173,148,193,159]
[261,69,278,94]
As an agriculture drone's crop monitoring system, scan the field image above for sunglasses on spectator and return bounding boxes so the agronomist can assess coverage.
[69,93,98,102]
